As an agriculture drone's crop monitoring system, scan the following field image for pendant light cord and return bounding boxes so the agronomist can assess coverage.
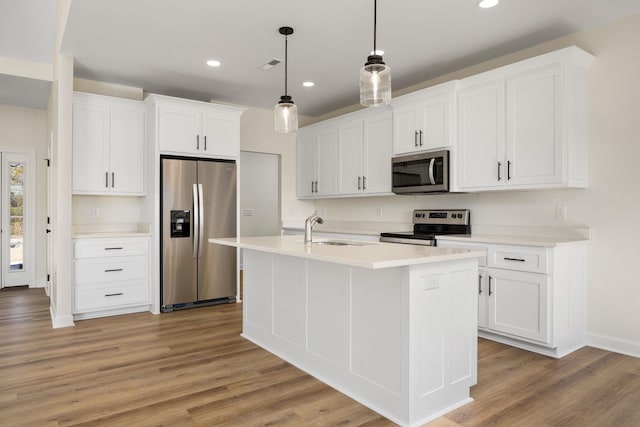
[373,0,377,53]
[284,35,289,97]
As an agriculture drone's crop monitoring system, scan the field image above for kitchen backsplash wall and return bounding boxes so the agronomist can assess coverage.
[72,195,142,225]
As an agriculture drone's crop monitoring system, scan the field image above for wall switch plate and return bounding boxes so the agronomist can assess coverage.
[91,207,99,218]
[555,204,567,220]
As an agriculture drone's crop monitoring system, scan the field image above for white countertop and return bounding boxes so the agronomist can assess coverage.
[210,235,485,269]
[436,234,589,247]
[73,232,151,239]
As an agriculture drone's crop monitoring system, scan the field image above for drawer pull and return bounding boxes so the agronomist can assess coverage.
[105,293,124,297]
[104,268,124,273]
[504,257,526,262]
[104,247,123,251]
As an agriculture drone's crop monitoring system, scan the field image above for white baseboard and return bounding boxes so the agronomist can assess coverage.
[586,333,640,359]
[49,305,74,328]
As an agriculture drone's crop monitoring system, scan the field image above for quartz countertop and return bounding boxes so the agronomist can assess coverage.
[73,231,151,239]
[436,233,589,247]
[210,235,485,269]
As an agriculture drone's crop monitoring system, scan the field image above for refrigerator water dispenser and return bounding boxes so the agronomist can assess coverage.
[170,210,190,238]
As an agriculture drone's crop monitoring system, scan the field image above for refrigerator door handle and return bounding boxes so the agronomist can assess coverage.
[192,183,199,259]
[198,183,205,258]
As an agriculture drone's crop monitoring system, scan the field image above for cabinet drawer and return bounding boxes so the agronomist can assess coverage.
[75,238,149,258]
[75,280,149,312]
[75,256,147,284]
[488,246,548,273]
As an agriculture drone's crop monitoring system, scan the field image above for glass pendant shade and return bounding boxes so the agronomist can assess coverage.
[360,56,391,106]
[274,96,298,133]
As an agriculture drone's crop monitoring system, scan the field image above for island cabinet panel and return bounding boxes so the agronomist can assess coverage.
[350,268,404,395]
[273,255,306,347]
[240,248,478,427]
[307,261,349,367]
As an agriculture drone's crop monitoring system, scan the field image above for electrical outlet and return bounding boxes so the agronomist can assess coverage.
[377,207,383,217]
[91,207,99,218]
[555,204,567,220]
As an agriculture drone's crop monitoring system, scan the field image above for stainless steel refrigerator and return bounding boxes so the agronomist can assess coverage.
[161,156,237,312]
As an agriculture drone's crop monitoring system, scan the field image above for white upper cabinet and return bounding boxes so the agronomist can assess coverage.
[297,108,392,199]
[456,47,594,191]
[72,92,146,196]
[338,110,392,196]
[146,94,245,159]
[296,126,339,198]
[391,81,456,155]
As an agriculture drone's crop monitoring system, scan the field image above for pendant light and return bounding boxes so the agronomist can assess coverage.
[274,26,298,133]
[360,0,391,107]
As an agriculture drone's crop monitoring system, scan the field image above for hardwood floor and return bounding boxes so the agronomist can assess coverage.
[1,287,639,427]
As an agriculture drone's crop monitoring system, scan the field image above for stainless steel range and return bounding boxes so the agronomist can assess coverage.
[380,209,471,246]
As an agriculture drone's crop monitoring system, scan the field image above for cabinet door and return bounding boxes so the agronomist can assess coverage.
[109,108,145,194]
[487,268,549,343]
[393,102,421,155]
[72,102,110,193]
[506,66,563,186]
[478,267,489,329]
[315,127,338,196]
[363,111,392,194]
[338,119,364,195]
[157,105,200,155]
[420,92,452,151]
[296,131,317,197]
[457,81,505,190]
[202,112,239,158]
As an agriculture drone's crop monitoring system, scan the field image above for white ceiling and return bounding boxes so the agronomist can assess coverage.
[4,1,640,115]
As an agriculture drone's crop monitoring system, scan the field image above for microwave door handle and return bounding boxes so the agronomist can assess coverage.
[428,158,436,185]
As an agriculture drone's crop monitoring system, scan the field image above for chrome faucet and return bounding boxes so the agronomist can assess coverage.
[304,210,324,244]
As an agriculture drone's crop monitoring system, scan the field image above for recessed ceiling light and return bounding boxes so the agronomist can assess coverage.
[370,49,384,56]
[206,59,221,67]
[478,0,499,8]
[303,82,315,87]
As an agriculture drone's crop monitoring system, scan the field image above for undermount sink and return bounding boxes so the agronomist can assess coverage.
[311,240,370,246]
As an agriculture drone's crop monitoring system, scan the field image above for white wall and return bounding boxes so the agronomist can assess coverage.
[239,151,280,237]
[0,105,48,286]
[305,13,640,354]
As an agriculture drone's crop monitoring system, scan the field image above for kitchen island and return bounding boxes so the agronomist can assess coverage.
[210,236,484,427]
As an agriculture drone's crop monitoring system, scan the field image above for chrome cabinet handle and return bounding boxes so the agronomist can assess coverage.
[419,130,423,146]
[362,176,366,190]
[488,276,493,296]
[104,268,123,272]
[414,131,418,147]
[497,162,502,181]
[105,293,123,297]
[507,161,512,180]
[479,274,483,294]
[358,176,362,190]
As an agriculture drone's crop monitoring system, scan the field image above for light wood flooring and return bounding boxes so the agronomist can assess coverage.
[1,287,639,426]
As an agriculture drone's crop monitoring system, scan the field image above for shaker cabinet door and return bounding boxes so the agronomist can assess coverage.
[109,108,145,194]
[72,102,110,193]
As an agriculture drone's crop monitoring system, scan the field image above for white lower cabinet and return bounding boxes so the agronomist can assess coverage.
[73,236,151,319]
[438,238,586,358]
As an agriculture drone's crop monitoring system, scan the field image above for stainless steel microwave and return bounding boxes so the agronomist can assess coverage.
[391,150,449,194]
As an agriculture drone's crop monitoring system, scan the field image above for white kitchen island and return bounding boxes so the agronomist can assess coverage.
[210,236,485,427]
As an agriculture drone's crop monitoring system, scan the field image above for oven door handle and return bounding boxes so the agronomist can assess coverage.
[428,158,436,185]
